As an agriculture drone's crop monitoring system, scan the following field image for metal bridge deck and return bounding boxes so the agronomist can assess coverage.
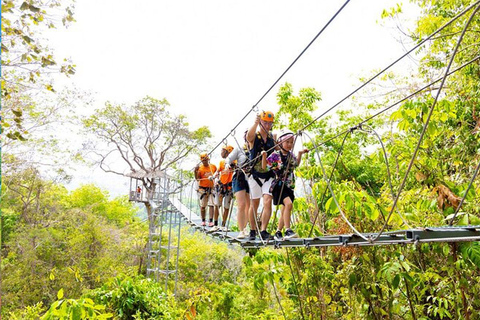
[171,198,480,249]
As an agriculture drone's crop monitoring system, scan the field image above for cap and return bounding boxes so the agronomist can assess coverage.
[260,110,274,122]
[200,153,209,161]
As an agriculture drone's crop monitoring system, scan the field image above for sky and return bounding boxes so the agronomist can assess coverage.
[45,0,419,196]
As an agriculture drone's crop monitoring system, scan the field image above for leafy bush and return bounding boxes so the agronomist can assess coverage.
[88,276,179,320]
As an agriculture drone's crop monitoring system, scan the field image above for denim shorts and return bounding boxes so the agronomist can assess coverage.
[232,171,249,194]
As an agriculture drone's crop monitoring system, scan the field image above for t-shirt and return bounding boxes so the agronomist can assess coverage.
[218,160,233,186]
[250,132,275,178]
[197,164,217,188]
[266,151,297,189]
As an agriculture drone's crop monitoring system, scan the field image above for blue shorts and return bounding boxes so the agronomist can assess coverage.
[232,171,249,194]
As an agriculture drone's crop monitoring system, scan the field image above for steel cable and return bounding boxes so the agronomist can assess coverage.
[302,131,370,241]
[206,0,352,158]
[311,54,480,151]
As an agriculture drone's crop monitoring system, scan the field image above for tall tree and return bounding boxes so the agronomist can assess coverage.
[83,96,211,219]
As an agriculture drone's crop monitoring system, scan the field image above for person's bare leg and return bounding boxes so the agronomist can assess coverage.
[261,194,273,231]
[282,197,293,229]
[235,190,247,230]
[250,198,260,230]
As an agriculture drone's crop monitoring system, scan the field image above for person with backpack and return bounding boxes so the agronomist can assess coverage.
[246,111,277,241]
[194,153,217,227]
[261,132,308,240]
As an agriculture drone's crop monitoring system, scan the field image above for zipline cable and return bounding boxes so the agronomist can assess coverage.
[372,3,480,242]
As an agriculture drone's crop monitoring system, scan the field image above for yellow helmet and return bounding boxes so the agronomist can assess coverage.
[200,153,209,161]
[222,145,234,153]
[260,110,274,122]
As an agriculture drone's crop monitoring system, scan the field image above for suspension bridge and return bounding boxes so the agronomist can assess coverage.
[125,0,480,296]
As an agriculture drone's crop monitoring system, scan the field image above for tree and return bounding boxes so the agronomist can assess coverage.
[1,174,146,317]
[83,96,212,220]
[1,0,86,183]
[1,0,76,142]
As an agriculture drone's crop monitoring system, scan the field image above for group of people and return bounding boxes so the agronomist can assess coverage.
[194,110,308,241]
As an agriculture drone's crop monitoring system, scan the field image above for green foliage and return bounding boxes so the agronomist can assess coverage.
[67,184,138,226]
[1,170,146,317]
[276,82,321,133]
[41,293,113,320]
[89,276,178,320]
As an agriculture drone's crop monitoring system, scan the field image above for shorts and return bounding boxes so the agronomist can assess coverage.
[271,183,295,206]
[215,191,233,209]
[232,171,250,194]
[197,187,214,208]
[248,175,273,200]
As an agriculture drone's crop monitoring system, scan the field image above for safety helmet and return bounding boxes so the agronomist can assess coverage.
[222,145,234,153]
[277,132,295,144]
[260,110,274,122]
[200,152,209,161]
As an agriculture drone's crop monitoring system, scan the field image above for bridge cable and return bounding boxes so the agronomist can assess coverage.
[206,0,352,157]
[200,0,479,175]
[302,131,370,241]
[211,0,480,187]
[307,130,350,237]
[315,55,480,149]
[358,124,395,200]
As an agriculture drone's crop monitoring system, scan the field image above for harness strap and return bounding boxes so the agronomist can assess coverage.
[199,186,212,200]
[252,174,264,187]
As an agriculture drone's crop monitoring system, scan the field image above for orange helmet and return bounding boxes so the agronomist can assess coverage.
[200,153,209,161]
[260,110,274,122]
[222,145,234,153]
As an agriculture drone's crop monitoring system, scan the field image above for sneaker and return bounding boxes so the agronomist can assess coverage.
[248,230,257,241]
[237,229,248,239]
[260,230,274,241]
[274,230,283,241]
[201,221,206,227]
[284,229,298,239]
[221,226,229,232]
[208,221,214,227]
[208,225,220,232]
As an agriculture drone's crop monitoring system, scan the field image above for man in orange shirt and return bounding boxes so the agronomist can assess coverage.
[211,145,234,232]
[194,153,217,227]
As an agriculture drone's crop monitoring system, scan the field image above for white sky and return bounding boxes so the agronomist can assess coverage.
[45,0,419,196]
